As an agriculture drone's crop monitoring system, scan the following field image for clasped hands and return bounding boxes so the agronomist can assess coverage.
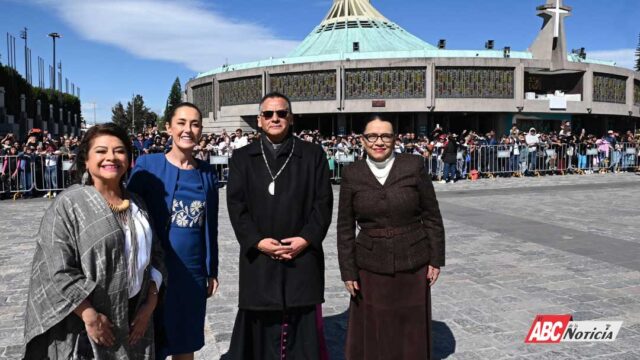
[75,282,161,348]
[257,237,309,261]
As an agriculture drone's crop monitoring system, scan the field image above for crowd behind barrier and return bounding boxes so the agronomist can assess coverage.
[2,124,639,199]
[1,130,79,200]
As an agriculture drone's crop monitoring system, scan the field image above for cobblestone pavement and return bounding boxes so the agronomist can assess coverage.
[1,173,639,359]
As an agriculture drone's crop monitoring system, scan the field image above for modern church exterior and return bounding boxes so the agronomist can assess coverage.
[186,0,640,136]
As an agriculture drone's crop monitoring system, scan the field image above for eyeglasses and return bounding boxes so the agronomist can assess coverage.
[260,110,289,119]
[363,133,394,143]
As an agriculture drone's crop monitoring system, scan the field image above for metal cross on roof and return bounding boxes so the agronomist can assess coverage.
[543,0,570,38]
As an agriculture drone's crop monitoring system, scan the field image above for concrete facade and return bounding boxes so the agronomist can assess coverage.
[186,0,640,135]
[189,58,640,134]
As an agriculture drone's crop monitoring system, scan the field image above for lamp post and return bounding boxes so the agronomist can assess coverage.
[19,27,27,81]
[132,94,136,134]
[48,32,61,91]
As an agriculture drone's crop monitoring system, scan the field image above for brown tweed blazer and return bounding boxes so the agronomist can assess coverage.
[337,153,445,281]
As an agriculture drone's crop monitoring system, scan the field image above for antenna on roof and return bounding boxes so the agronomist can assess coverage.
[485,40,494,50]
[571,47,586,60]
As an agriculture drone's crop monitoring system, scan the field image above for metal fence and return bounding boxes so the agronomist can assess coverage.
[421,142,639,180]
[2,142,638,199]
[0,154,76,199]
[321,143,639,181]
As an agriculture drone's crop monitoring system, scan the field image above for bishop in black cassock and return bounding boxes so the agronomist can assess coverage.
[225,92,333,360]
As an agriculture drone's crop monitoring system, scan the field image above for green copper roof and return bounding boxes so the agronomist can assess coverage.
[289,0,436,57]
[287,20,436,58]
[197,50,533,78]
[196,51,617,78]
[194,0,617,79]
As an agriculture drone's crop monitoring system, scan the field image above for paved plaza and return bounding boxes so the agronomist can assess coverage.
[0,173,639,359]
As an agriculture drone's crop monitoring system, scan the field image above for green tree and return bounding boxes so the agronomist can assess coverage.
[163,77,182,124]
[111,101,128,130]
[125,94,152,134]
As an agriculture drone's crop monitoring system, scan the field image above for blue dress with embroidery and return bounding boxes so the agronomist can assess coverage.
[162,168,207,355]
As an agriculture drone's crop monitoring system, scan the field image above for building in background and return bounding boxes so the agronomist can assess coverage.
[187,0,640,136]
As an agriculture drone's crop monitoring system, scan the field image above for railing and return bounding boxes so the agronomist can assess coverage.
[424,142,639,180]
[322,143,639,181]
[32,154,76,194]
[1,142,638,199]
[0,155,36,199]
[0,154,76,199]
[209,155,229,185]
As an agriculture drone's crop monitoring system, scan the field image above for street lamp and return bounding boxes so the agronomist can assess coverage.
[19,27,28,81]
[48,32,61,91]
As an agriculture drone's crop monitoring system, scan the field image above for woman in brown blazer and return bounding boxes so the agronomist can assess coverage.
[337,115,445,360]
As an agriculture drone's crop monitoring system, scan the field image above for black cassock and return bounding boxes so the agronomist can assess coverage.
[225,136,333,360]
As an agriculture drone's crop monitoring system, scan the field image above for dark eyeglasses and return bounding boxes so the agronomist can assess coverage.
[261,110,289,119]
[363,133,394,143]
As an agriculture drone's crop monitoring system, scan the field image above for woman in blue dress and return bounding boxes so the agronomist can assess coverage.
[128,103,219,360]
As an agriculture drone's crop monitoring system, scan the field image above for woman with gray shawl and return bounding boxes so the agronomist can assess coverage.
[22,123,166,359]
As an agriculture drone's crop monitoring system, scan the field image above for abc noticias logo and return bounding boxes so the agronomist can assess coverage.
[525,315,623,343]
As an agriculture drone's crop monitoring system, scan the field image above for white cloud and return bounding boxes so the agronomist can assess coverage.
[588,49,636,70]
[33,0,299,73]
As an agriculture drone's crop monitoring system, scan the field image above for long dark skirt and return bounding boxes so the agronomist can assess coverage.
[225,305,328,360]
[346,265,432,360]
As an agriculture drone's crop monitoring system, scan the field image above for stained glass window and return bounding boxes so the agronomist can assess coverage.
[219,76,262,106]
[435,67,514,99]
[270,71,336,102]
[593,73,626,104]
[345,68,426,99]
[192,83,213,115]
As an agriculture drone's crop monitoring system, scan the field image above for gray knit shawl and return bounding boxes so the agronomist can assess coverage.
[22,185,166,360]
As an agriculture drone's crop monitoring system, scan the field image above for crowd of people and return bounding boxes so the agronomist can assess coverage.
[0,131,80,199]
[1,120,639,200]
[129,120,640,184]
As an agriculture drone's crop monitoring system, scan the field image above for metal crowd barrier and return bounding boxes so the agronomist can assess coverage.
[209,155,230,186]
[2,142,638,200]
[0,155,36,200]
[130,141,640,185]
[0,153,77,199]
[319,142,639,182]
[33,154,76,197]
[423,142,639,180]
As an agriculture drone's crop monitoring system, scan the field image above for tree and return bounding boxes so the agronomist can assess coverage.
[111,101,128,130]
[635,33,640,72]
[125,94,153,134]
[110,95,158,134]
[163,77,182,124]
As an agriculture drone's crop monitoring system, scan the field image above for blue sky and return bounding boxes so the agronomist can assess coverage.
[0,0,638,125]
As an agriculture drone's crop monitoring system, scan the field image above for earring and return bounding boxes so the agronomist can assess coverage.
[81,171,91,185]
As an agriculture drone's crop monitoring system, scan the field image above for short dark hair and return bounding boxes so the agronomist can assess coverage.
[167,102,203,125]
[364,113,395,133]
[259,92,292,113]
[75,123,132,184]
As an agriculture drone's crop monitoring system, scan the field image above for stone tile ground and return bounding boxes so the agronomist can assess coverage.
[1,173,638,359]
